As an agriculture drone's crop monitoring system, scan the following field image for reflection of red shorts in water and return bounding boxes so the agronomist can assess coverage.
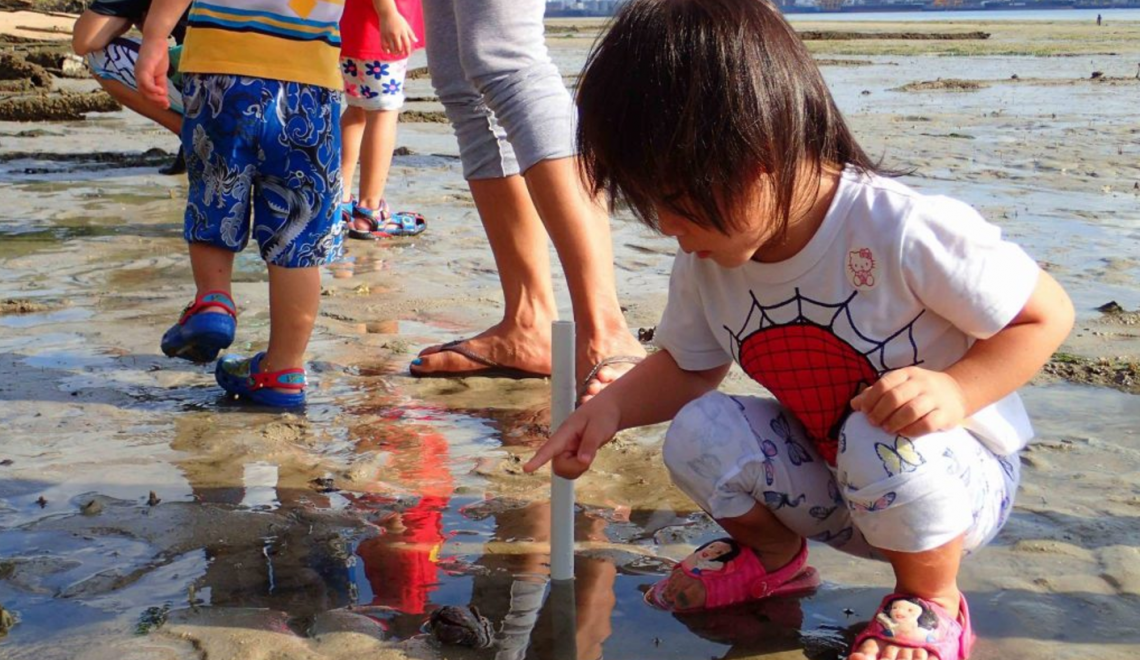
[356,431,453,615]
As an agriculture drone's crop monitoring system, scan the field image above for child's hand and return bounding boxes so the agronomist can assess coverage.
[523,402,621,480]
[850,367,968,438]
[378,10,417,58]
[135,38,170,108]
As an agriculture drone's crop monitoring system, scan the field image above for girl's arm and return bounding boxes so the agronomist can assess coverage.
[524,349,731,479]
[852,270,1074,437]
[372,0,417,57]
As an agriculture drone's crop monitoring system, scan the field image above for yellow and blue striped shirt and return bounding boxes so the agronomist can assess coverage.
[180,0,345,89]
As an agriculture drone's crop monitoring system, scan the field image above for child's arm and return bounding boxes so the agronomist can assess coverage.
[72,11,131,56]
[373,0,417,58]
[135,0,192,108]
[524,350,730,480]
[851,271,1074,437]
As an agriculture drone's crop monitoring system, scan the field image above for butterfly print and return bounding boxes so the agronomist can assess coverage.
[772,413,813,466]
[849,491,897,513]
[763,491,806,510]
[875,436,925,477]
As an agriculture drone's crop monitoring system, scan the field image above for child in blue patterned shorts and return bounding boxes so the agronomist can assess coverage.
[137,0,346,407]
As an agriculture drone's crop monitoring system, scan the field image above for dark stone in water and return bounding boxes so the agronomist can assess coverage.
[428,605,495,649]
[1097,301,1124,314]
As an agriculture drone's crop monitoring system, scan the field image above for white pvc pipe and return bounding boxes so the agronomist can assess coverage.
[550,320,576,582]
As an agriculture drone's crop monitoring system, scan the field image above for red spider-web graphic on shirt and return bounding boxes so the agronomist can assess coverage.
[727,289,924,465]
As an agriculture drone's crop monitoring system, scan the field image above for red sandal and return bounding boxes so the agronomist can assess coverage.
[645,538,820,613]
[850,593,975,660]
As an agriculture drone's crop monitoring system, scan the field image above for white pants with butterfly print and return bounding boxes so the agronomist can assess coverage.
[662,392,1019,558]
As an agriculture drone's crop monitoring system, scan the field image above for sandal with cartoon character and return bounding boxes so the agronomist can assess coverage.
[348,200,426,239]
[850,593,975,660]
[645,538,820,613]
[215,352,306,408]
[160,290,237,363]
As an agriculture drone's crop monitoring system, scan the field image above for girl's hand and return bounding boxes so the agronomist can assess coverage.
[850,367,968,438]
[523,401,621,480]
[378,10,417,58]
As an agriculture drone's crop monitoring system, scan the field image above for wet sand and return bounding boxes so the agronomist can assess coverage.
[1,17,1139,660]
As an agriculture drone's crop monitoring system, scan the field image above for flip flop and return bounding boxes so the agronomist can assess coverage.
[160,290,237,363]
[578,354,644,399]
[645,538,820,613]
[851,593,975,660]
[409,339,549,380]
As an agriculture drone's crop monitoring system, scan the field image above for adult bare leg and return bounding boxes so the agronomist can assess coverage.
[523,158,644,400]
[411,175,556,377]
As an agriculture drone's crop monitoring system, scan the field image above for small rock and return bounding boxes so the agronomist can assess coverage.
[861,89,871,95]
[0,604,15,636]
[1097,301,1124,314]
[1091,71,1104,79]
[147,491,161,507]
[80,499,103,516]
[637,326,656,343]
[1010,74,1019,80]
[310,477,338,493]
[35,496,47,508]
[0,459,12,466]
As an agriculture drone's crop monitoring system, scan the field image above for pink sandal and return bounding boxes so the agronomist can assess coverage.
[851,593,975,660]
[645,538,820,613]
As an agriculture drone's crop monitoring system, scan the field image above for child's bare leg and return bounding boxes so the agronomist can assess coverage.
[851,535,965,660]
[357,109,399,211]
[340,105,366,204]
[97,77,182,135]
[263,264,320,390]
[658,503,803,611]
[188,243,234,314]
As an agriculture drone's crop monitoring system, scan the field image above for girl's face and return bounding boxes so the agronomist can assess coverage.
[654,204,773,269]
[889,600,923,623]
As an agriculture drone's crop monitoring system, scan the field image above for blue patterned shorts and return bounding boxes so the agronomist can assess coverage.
[181,74,343,268]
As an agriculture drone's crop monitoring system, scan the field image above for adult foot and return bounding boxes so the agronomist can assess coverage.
[409,323,553,379]
[577,328,647,404]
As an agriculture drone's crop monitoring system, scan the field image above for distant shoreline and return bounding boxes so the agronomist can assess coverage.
[547,3,1140,17]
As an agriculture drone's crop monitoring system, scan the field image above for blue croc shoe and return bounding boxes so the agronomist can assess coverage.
[161,290,237,363]
[215,352,307,408]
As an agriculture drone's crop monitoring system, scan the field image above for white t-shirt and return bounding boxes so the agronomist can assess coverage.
[654,168,1040,460]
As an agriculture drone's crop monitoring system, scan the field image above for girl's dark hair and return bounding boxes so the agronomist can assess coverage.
[577,0,882,237]
[884,598,939,630]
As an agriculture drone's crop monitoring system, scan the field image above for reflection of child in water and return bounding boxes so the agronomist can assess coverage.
[876,597,938,642]
[681,539,741,574]
[353,427,453,615]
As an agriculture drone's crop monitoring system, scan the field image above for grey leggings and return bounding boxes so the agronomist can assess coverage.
[422,0,576,179]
